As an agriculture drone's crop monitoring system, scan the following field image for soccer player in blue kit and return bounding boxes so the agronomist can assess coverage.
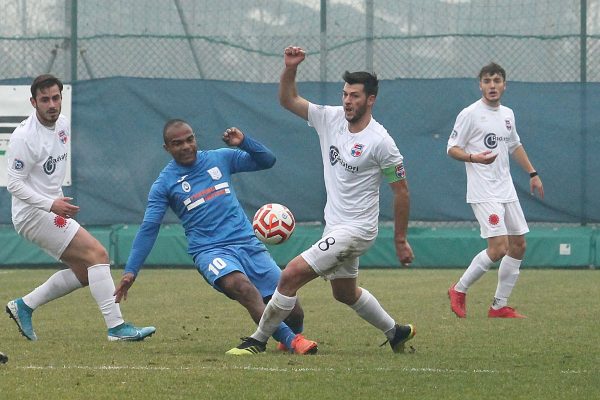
[113,120,317,354]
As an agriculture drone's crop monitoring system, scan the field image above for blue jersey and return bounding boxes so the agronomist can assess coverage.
[145,148,266,253]
[124,135,275,276]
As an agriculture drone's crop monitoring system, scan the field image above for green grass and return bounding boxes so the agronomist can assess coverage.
[0,268,598,399]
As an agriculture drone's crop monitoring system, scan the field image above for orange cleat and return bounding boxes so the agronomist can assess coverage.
[290,334,318,355]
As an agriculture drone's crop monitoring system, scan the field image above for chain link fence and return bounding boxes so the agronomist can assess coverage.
[1,0,599,83]
[1,0,598,226]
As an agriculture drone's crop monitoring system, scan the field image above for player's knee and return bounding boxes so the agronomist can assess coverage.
[488,242,508,261]
[509,239,526,259]
[332,290,357,306]
[219,273,255,300]
[90,244,109,264]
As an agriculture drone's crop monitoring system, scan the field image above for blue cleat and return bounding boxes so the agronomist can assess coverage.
[6,298,37,341]
[107,322,156,341]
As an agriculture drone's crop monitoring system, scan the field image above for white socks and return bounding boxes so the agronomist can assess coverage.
[492,255,521,309]
[88,264,124,329]
[22,269,83,309]
[252,289,296,343]
[456,249,494,292]
[350,288,395,336]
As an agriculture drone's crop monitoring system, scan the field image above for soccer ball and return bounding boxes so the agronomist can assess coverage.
[252,203,296,245]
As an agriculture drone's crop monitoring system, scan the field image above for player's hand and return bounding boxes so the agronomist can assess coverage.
[222,127,244,147]
[530,175,544,199]
[50,197,80,219]
[114,273,136,303]
[471,150,497,164]
[284,46,306,68]
[395,240,414,267]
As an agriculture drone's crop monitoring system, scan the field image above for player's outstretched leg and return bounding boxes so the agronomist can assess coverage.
[226,337,267,355]
[384,324,416,353]
[6,298,37,341]
[107,322,156,341]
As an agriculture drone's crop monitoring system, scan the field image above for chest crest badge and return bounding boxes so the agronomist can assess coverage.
[207,167,222,180]
[350,143,365,157]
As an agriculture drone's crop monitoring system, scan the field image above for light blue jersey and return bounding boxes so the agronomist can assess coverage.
[145,148,266,253]
[125,136,280,296]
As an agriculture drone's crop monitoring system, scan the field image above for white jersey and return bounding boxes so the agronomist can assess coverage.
[447,99,522,203]
[6,111,70,225]
[308,103,404,239]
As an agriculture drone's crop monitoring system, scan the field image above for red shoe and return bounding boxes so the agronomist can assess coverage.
[448,284,466,318]
[290,334,318,355]
[276,342,289,352]
[488,306,526,318]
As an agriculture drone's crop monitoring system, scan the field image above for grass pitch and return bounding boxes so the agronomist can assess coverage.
[0,268,598,399]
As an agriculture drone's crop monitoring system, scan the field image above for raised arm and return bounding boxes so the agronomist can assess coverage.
[279,46,310,120]
[223,127,276,170]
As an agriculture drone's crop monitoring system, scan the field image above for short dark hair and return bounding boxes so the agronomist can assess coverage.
[342,71,379,97]
[163,119,189,144]
[31,74,63,98]
[479,62,506,81]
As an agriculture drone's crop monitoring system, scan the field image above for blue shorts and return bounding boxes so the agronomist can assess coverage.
[193,244,281,298]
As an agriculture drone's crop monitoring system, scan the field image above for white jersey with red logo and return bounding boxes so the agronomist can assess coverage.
[447,99,522,203]
[308,103,404,239]
[6,111,70,225]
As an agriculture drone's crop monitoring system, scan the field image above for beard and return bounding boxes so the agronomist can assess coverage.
[345,103,368,124]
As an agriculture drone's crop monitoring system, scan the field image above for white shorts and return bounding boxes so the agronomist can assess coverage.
[301,226,375,280]
[471,201,529,239]
[14,208,80,261]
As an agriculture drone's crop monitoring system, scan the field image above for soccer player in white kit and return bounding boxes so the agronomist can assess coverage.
[447,63,544,319]
[228,46,415,355]
[5,74,155,341]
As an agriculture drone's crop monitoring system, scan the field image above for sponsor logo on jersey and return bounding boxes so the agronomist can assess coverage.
[13,158,25,171]
[329,145,358,173]
[505,119,512,132]
[207,167,222,180]
[176,174,189,183]
[350,143,365,157]
[484,132,510,149]
[58,130,68,144]
[183,182,230,211]
[484,133,497,149]
[43,153,68,175]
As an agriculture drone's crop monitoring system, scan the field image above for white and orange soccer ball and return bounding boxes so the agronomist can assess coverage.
[252,203,296,245]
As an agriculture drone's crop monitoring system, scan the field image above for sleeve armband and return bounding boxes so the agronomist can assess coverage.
[382,163,406,183]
